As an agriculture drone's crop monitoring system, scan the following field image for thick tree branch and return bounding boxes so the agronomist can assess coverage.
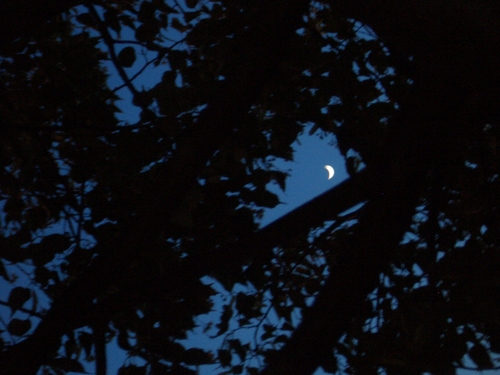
[259,109,431,374]
[93,321,107,375]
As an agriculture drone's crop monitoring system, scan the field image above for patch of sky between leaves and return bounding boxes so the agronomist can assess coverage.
[259,129,349,227]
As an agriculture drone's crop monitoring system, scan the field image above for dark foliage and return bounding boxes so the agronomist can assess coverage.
[1,1,500,375]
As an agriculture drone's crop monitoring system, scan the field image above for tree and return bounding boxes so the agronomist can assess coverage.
[0,1,499,375]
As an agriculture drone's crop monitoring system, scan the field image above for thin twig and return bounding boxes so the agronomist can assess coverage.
[85,2,141,100]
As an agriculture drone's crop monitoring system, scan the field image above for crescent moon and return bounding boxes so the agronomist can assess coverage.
[324,165,335,180]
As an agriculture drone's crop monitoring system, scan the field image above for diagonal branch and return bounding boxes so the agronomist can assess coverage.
[259,151,427,375]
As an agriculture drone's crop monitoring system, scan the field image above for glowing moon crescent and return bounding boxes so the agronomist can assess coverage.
[324,165,335,180]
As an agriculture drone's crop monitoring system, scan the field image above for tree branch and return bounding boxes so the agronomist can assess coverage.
[93,321,107,375]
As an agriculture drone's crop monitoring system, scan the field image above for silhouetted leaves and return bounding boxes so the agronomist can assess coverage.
[469,343,492,368]
[119,365,147,375]
[0,262,8,282]
[217,349,232,367]
[7,318,31,336]
[78,332,93,358]
[48,357,85,373]
[183,348,213,366]
[32,234,71,267]
[216,302,233,336]
[7,287,30,315]
[104,9,121,34]
[1,1,500,374]
[228,339,247,362]
[117,46,136,68]
[185,0,198,9]
[235,292,261,321]
[76,13,95,28]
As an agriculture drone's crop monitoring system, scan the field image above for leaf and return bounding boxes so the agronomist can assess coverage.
[183,348,213,365]
[261,324,276,341]
[489,334,500,353]
[117,47,136,68]
[217,349,232,367]
[0,261,9,282]
[280,321,294,331]
[49,358,84,373]
[346,156,360,177]
[274,334,289,344]
[119,14,136,30]
[171,17,189,33]
[216,302,233,336]
[320,353,338,374]
[3,196,24,223]
[76,13,95,28]
[153,0,177,14]
[34,266,52,288]
[79,332,93,358]
[24,206,49,229]
[7,318,31,336]
[252,189,280,208]
[119,365,147,375]
[309,123,320,136]
[138,1,156,22]
[228,339,246,361]
[117,330,132,350]
[185,0,198,8]
[64,338,78,358]
[271,171,287,191]
[135,24,158,43]
[7,287,31,315]
[104,10,121,34]
[32,234,71,267]
[184,11,201,23]
[235,292,260,318]
[167,49,187,71]
[469,343,492,368]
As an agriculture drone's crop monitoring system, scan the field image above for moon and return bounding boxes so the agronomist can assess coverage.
[324,165,335,180]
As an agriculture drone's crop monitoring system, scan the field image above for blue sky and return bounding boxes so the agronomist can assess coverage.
[260,132,348,227]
